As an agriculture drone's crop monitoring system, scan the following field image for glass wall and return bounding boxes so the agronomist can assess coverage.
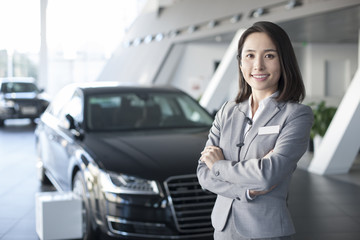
[0,0,146,97]
[0,0,40,79]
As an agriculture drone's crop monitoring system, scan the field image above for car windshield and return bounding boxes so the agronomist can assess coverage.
[1,82,39,93]
[86,92,213,131]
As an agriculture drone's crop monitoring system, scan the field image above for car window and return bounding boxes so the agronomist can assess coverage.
[86,92,213,131]
[47,85,75,117]
[1,82,39,93]
[58,91,83,129]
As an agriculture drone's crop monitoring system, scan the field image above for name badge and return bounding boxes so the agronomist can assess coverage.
[258,125,280,135]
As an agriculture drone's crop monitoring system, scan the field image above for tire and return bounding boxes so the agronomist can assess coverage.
[73,171,96,240]
[0,119,4,127]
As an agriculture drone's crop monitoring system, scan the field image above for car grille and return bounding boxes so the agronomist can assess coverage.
[164,174,216,234]
[15,99,40,107]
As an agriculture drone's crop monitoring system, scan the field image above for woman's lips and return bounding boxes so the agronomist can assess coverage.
[251,74,269,81]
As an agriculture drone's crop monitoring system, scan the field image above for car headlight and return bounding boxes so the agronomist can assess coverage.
[100,171,160,195]
[3,100,15,107]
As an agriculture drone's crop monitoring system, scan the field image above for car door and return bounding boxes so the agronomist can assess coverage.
[50,90,84,190]
[38,86,74,186]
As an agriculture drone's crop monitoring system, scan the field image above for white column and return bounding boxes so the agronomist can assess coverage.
[7,49,13,78]
[359,29,360,68]
[308,30,360,175]
[39,0,48,89]
[200,28,245,113]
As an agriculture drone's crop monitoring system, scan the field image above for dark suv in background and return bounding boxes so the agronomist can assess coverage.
[0,77,50,126]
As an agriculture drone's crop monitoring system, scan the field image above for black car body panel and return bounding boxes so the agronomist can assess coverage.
[35,82,215,239]
[83,129,208,181]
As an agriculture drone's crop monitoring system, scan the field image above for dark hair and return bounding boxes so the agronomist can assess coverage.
[235,21,305,103]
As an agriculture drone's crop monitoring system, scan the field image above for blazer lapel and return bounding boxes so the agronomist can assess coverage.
[229,101,249,161]
[239,99,284,161]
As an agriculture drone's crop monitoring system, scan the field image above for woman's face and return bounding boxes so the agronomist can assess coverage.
[240,32,281,98]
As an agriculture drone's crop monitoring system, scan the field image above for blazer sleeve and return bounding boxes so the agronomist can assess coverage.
[197,102,249,202]
[210,104,313,191]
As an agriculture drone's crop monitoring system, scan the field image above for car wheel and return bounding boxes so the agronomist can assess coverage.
[73,171,95,240]
[0,119,4,127]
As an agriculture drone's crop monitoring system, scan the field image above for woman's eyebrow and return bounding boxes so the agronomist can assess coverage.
[264,49,277,52]
[243,49,255,52]
[243,49,277,52]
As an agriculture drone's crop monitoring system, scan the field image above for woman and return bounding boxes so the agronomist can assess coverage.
[197,21,313,239]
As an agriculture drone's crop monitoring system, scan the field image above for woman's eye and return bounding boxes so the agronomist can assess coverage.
[246,54,254,58]
[265,54,275,59]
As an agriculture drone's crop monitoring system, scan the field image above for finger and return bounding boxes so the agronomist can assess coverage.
[201,148,209,154]
[201,150,210,155]
[200,155,207,162]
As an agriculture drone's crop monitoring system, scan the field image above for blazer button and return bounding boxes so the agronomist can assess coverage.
[215,171,220,176]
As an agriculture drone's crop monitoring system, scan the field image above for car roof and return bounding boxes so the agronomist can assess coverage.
[0,77,36,84]
[72,82,183,95]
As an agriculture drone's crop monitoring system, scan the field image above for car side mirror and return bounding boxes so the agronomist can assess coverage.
[65,114,76,129]
[65,114,85,140]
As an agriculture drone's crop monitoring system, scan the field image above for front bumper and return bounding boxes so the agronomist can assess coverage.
[0,100,48,120]
[98,175,215,239]
[106,216,212,239]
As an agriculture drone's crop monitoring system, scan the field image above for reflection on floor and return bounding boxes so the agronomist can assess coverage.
[0,119,359,240]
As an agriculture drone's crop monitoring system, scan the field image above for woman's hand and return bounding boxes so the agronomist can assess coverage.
[264,149,274,158]
[249,184,277,198]
[200,146,224,170]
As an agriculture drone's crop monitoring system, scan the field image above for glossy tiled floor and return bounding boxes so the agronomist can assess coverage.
[0,119,359,240]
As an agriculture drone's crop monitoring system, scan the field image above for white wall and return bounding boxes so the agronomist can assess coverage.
[47,58,106,99]
[301,43,358,106]
[168,41,358,108]
[170,43,228,99]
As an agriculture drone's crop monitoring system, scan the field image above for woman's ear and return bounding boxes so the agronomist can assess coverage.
[237,54,241,66]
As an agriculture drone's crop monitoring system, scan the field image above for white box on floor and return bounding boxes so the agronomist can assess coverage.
[36,192,82,240]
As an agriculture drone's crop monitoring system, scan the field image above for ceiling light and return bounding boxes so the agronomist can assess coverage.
[285,0,302,9]
[230,14,241,23]
[155,33,164,41]
[207,20,218,28]
[168,29,180,38]
[188,25,198,33]
[133,37,142,46]
[144,35,153,44]
[251,8,266,18]
[123,41,132,48]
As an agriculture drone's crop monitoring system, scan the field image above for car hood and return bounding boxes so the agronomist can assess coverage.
[83,128,209,181]
[4,92,38,100]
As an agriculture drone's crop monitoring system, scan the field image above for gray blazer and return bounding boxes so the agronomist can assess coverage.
[197,98,313,238]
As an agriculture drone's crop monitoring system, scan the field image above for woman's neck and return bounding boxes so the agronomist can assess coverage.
[250,90,276,117]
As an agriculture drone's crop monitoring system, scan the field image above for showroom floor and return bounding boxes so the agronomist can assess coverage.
[0,119,360,240]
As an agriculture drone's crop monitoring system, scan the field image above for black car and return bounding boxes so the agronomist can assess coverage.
[35,82,216,240]
[0,77,49,126]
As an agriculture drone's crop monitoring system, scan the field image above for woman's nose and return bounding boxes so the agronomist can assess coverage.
[254,57,265,70]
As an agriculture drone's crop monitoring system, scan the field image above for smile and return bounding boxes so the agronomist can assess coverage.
[251,74,269,80]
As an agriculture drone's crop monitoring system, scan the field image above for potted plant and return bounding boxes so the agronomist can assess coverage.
[308,101,337,152]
